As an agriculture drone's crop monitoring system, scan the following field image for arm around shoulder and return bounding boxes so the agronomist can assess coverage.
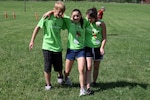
[43,10,54,19]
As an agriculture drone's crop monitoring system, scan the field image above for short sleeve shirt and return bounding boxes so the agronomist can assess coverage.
[85,18,103,48]
[37,15,65,52]
[63,16,86,50]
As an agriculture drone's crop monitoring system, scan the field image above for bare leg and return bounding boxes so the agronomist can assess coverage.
[85,57,93,89]
[64,59,74,79]
[44,71,51,86]
[93,61,100,83]
[57,71,63,78]
[77,57,85,89]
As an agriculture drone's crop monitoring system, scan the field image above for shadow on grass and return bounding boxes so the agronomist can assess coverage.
[93,81,149,92]
[54,82,80,88]
[54,81,149,92]
[107,33,118,36]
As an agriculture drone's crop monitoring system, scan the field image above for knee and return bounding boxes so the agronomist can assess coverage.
[44,66,51,73]
[86,65,92,71]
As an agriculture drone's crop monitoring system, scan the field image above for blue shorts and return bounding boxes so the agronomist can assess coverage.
[85,47,103,61]
[66,48,85,60]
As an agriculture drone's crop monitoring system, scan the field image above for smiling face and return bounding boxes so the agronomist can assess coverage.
[53,9,64,18]
[71,11,82,23]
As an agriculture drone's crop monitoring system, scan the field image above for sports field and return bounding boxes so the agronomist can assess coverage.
[0,1,150,100]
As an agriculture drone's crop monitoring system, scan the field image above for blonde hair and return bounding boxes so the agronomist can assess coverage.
[101,6,105,11]
[54,1,66,13]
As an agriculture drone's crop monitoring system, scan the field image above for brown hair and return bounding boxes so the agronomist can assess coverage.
[86,7,97,20]
[72,9,84,28]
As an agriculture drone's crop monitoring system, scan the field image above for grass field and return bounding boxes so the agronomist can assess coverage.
[0,1,150,100]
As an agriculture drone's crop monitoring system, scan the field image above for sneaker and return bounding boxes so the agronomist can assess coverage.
[65,76,72,86]
[57,77,63,84]
[87,88,94,95]
[45,85,52,90]
[79,88,87,96]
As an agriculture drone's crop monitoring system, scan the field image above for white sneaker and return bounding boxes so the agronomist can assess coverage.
[45,85,52,90]
[79,88,87,96]
[58,78,63,84]
[65,76,72,86]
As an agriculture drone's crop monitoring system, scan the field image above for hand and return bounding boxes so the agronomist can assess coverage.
[29,41,34,50]
[43,10,54,19]
[100,48,104,55]
[43,15,49,19]
[96,21,101,27]
[43,12,50,19]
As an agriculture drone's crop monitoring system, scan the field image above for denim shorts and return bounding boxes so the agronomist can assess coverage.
[66,48,85,60]
[85,47,103,61]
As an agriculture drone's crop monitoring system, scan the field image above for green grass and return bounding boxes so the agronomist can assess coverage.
[0,1,150,100]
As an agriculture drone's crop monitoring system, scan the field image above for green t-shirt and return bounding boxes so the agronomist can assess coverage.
[85,18,103,48]
[38,15,65,52]
[63,16,87,50]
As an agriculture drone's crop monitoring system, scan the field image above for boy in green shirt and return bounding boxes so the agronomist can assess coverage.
[29,1,66,90]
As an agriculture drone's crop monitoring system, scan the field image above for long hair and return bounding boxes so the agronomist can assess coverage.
[86,7,98,20]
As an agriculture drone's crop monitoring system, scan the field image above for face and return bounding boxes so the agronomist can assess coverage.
[71,11,81,23]
[86,15,96,23]
[102,8,105,12]
[53,9,64,18]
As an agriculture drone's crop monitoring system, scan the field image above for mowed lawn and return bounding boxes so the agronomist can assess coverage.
[0,1,150,100]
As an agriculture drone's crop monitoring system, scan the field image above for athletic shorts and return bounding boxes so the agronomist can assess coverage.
[66,48,85,60]
[85,47,103,61]
[42,50,63,73]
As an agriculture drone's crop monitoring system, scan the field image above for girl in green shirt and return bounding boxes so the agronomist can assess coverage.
[85,7,107,91]
[63,9,87,96]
